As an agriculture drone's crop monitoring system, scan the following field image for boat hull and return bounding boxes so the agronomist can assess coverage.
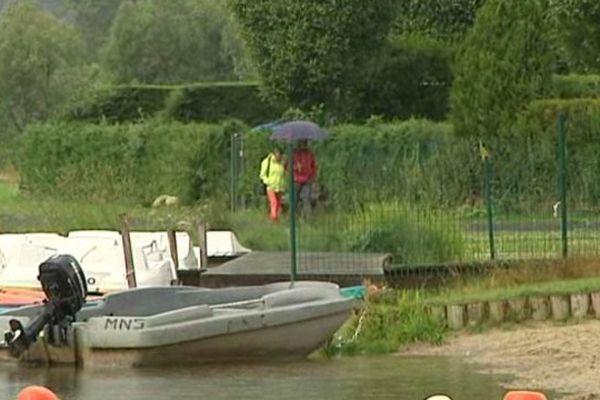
[80,310,349,367]
[0,282,356,367]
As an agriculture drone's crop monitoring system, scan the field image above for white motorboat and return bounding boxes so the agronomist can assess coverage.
[0,255,355,367]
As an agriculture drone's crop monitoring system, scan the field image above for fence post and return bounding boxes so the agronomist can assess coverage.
[119,213,137,288]
[195,219,208,270]
[481,142,495,260]
[288,140,297,285]
[558,112,568,259]
[166,229,180,285]
[230,131,238,212]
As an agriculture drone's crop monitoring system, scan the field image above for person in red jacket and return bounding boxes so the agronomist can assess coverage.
[292,140,317,217]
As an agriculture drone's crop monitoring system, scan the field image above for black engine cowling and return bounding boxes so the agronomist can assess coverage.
[4,254,88,358]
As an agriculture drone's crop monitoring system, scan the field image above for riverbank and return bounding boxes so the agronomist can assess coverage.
[398,320,600,400]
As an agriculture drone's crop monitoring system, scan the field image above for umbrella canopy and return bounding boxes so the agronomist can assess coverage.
[270,120,329,141]
[251,120,285,132]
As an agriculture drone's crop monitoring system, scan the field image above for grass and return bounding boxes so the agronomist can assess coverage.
[0,181,197,234]
[6,176,600,356]
[427,259,600,304]
[4,177,600,264]
[324,290,446,357]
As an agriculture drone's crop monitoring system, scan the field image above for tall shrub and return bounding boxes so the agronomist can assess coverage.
[0,1,84,133]
[231,0,397,118]
[17,121,232,204]
[104,0,241,83]
[552,0,600,73]
[360,35,453,121]
[393,0,484,41]
[451,0,554,138]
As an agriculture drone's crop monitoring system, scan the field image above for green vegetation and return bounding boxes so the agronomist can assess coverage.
[103,0,246,83]
[553,74,600,98]
[554,0,600,72]
[432,276,600,305]
[326,259,600,356]
[17,121,240,205]
[62,0,121,60]
[0,180,197,234]
[69,82,282,126]
[4,0,600,359]
[326,291,446,356]
[0,1,85,134]
[428,259,600,304]
[393,0,483,41]
[451,0,553,138]
[231,0,397,117]
[360,34,453,121]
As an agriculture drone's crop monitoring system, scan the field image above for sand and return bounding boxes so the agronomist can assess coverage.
[398,320,600,400]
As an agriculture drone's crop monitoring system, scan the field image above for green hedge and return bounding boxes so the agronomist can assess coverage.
[512,98,600,207]
[70,85,172,123]
[358,35,453,121]
[17,121,242,204]
[239,120,474,209]
[68,82,282,126]
[19,108,600,210]
[164,82,283,126]
[552,74,600,99]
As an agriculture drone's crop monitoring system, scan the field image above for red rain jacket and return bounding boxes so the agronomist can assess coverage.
[293,149,317,183]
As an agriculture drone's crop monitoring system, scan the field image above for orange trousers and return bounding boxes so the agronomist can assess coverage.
[267,191,283,221]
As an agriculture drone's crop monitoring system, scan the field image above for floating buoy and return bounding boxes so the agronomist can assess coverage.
[17,386,59,400]
[503,390,548,400]
[424,395,453,400]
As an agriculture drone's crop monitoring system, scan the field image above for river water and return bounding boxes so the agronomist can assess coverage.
[2,355,507,400]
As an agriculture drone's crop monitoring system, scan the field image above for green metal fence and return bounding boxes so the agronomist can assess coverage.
[230,115,600,277]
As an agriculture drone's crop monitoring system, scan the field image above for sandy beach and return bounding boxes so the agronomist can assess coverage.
[398,320,600,400]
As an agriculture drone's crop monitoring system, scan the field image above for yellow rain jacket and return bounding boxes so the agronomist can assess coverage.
[259,153,287,192]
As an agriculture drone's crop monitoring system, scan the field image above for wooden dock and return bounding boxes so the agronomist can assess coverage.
[186,251,391,288]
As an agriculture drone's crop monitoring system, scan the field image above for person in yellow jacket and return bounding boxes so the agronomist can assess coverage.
[259,146,287,221]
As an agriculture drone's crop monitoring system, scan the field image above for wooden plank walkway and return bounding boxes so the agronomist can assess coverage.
[193,251,391,288]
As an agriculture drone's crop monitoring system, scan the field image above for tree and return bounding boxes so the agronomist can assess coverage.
[230,0,397,118]
[0,1,84,133]
[63,0,122,61]
[450,0,554,138]
[551,0,600,72]
[393,0,485,42]
[103,0,243,84]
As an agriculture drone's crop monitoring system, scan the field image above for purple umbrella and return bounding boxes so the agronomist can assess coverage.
[270,120,329,141]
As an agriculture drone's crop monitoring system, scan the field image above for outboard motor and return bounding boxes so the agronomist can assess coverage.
[4,254,87,358]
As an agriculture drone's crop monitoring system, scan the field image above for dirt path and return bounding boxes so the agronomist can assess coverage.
[398,320,600,400]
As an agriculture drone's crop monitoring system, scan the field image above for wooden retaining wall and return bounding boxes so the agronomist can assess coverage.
[429,292,600,330]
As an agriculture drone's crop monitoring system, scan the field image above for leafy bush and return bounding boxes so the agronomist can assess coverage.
[103,0,242,83]
[392,0,484,41]
[69,85,172,123]
[358,35,453,121]
[19,111,600,212]
[231,0,397,118]
[163,82,283,126]
[328,290,445,355]
[239,119,525,210]
[512,98,600,207]
[346,202,464,264]
[17,121,237,204]
[451,0,554,138]
[552,74,600,99]
[68,82,281,126]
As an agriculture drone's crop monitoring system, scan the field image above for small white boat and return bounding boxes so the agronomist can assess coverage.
[0,230,252,293]
[0,255,355,367]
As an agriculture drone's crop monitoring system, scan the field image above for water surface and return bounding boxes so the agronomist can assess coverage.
[2,355,506,400]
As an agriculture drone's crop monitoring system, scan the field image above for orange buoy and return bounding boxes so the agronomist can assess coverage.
[17,386,59,400]
[503,391,548,400]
